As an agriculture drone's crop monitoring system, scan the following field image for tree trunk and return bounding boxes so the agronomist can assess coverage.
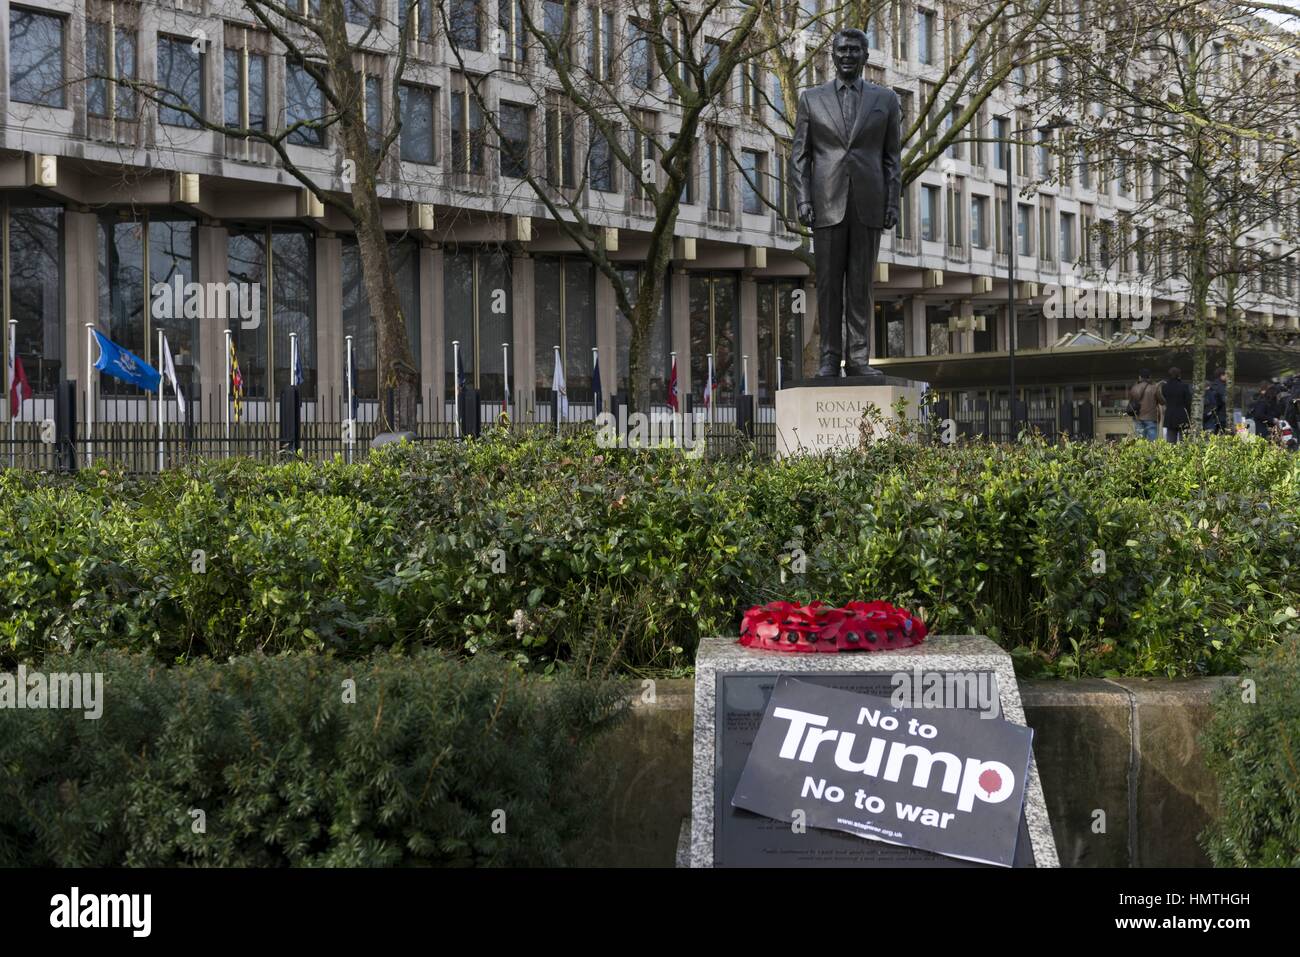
[323,7,420,433]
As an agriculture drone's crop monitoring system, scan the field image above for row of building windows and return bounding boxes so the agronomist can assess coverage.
[22,6,1289,237]
[1,203,810,409]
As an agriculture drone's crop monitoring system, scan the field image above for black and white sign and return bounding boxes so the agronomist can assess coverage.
[731,676,1034,867]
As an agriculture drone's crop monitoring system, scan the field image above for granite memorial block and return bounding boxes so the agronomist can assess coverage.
[686,635,1058,868]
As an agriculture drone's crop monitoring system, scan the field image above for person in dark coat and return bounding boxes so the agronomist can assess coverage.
[1160,366,1192,443]
[1248,386,1275,438]
[1203,368,1228,433]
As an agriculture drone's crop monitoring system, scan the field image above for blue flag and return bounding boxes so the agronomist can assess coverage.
[456,348,469,388]
[292,349,303,387]
[92,330,160,392]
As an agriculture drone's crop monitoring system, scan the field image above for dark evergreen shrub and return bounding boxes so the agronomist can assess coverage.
[0,650,626,866]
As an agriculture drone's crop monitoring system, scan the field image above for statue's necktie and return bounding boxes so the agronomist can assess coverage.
[839,83,857,134]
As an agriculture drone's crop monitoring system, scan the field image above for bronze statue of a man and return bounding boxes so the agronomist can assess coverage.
[792,28,902,378]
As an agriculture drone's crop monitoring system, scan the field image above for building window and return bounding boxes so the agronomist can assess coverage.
[921,185,940,241]
[1017,203,1033,256]
[499,102,530,178]
[345,0,377,25]
[589,120,615,192]
[88,21,137,120]
[672,134,695,204]
[543,0,570,68]
[1038,131,1054,179]
[970,194,989,248]
[451,88,486,173]
[705,133,731,212]
[446,247,514,401]
[98,217,199,397]
[874,300,906,359]
[589,6,614,80]
[689,274,739,405]
[286,62,325,146]
[498,0,526,61]
[757,279,803,401]
[740,149,766,215]
[898,183,914,240]
[401,0,436,42]
[1077,147,1091,189]
[226,228,316,401]
[740,62,762,114]
[890,0,910,61]
[703,39,724,99]
[973,312,997,352]
[399,84,437,164]
[546,106,575,186]
[450,0,483,50]
[615,266,671,399]
[926,305,952,355]
[157,35,204,128]
[1038,205,1055,262]
[918,9,937,65]
[994,186,1008,254]
[1059,211,1076,262]
[9,8,65,108]
[776,144,797,221]
[364,75,383,153]
[224,45,267,131]
[535,256,595,402]
[945,181,964,249]
[993,116,1010,170]
[3,203,64,396]
[342,237,421,400]
[631,118,655,199]
[628,20,653,89]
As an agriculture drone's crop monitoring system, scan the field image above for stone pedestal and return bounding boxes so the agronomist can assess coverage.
[686,634,1059,868]
[775,380,923,456]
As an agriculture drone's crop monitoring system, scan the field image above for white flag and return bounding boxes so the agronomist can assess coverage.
[162,335,186,416]
[552,348,568,417]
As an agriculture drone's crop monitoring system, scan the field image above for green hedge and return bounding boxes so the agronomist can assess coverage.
[0,650,625,866]
[0,431,1296,678]
[1200,636,1300,866]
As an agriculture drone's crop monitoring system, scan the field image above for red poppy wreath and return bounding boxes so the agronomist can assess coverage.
[738,600,927,653]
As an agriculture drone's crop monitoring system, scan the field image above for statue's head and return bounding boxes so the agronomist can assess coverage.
[832,29,869,81]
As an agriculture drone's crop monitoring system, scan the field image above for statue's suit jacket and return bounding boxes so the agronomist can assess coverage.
[791,79,902,229]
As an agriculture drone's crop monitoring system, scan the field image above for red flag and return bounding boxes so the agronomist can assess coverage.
[667,355,679,411]
[9,354,32,418]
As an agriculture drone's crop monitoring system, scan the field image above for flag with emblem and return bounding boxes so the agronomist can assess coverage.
[229,339,244,424]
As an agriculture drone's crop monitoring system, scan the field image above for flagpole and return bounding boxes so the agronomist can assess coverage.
[223,329,231,446]
[157,329,164,472]
[707,352,715,429]
[591,346,599,417]
[553,344,562,437]
[451,339,461,439]
[502,342,510,423]
[7,320,16,467]
[345,334,355,462]
[85,324,94,465]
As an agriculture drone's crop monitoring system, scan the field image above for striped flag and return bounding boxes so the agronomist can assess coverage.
[667,355,679,411]
[703,354,716,412]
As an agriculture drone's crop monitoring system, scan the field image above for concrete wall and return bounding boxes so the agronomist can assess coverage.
[567,676,1232,868]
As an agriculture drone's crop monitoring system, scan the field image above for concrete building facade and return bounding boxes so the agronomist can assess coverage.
[2,0,1297,439]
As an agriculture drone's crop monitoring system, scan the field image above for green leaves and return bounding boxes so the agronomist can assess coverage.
[0,430,1294,680]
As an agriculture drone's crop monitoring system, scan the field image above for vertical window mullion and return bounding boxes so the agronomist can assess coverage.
[472,251,480,388]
